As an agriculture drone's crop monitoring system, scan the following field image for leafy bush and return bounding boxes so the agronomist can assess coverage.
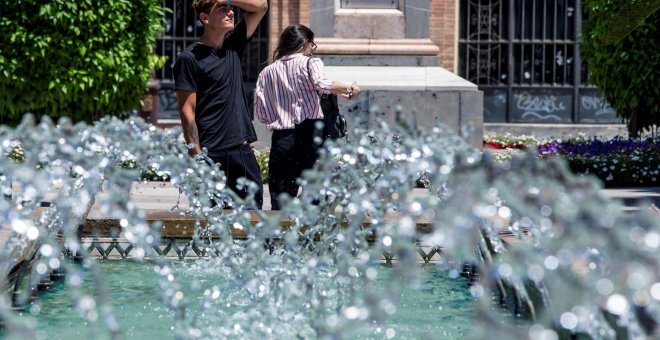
[581,0,660,136]
[116,160,170,182]
[254,149,270,184]
[0,0,166,125]
[5,144,26,163]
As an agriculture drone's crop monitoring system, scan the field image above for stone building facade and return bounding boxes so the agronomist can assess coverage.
[267,0,457,71]
[155,0,620,135]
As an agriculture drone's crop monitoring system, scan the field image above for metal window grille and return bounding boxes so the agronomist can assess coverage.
[155,0,269,119]
[458,0,618,123]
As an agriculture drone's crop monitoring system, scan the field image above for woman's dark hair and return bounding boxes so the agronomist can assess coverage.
[273,24,314,60]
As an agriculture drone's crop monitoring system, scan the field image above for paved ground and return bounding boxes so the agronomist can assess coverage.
[8,181,659,217]
[601,187,660,212]
[86,182,660,217]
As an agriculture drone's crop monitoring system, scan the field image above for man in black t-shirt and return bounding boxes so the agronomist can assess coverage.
[174,0,268,209]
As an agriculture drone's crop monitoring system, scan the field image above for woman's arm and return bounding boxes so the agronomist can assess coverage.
[309,58,361,99]
[254,75,273,124]
[330,81,361,100]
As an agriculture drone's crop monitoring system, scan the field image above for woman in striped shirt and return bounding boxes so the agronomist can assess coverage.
[255,24,360,210]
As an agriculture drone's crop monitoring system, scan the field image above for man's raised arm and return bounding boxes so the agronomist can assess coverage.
[230,0,268,38]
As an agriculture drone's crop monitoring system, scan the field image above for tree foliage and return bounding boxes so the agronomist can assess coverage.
[0,0,166,125]
[581,0,660,136]
[597,0,660,44]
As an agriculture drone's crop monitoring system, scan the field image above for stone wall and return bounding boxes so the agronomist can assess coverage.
[267,0,310,63]
[260,1,480,149]
[429,0,457,73]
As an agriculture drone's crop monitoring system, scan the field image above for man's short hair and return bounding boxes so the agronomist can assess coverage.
[193,0,219,14]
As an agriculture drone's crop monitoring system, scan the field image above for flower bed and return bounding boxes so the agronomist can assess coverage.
[4,143,272,184]
[482,134,539,149]
[485,135,660,187]
[7,136,658,187]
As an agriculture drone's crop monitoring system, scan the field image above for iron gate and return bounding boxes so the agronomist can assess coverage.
[458,0,618,123]
[155,0,270,120]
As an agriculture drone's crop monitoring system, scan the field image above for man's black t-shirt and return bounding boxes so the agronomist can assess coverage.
[173,20,257,153]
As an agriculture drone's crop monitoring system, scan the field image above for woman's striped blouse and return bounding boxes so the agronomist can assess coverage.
[255,54,333,130]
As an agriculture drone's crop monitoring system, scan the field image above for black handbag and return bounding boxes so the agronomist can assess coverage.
[307,58,348,140]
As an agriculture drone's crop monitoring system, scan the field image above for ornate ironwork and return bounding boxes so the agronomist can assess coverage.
[74,237,445,263]
[467,1,503,40]
[466,44,504,84]
[459,0,618,123]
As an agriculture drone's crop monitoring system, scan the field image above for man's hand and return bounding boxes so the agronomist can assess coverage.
[193,152,215,167]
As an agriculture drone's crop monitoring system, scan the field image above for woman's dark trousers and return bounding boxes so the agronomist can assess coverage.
[268,119,322,210]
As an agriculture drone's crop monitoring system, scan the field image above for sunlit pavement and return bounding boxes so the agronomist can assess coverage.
[86,182,660,215]
[601,187,660,212]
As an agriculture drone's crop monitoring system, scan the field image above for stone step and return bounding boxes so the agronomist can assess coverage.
[82,209,434,240]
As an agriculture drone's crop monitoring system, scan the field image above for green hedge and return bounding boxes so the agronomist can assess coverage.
[581,0,660,135]
[0,0,166,125]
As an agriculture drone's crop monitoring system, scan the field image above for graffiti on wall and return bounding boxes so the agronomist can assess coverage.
[515,91,567,121]
[580,95,615,117]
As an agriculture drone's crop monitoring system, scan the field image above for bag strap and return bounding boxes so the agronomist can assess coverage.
[306,57,320,96]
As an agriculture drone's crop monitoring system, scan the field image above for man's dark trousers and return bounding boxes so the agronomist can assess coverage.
[209,143,263,210]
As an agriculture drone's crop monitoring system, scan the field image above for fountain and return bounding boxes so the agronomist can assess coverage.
[0,114,658,339]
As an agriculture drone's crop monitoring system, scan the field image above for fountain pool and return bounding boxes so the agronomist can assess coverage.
[14,261,474,339]
[1,116,658,339]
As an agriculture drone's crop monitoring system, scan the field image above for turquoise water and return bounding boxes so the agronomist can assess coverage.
[12,261,475,339]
